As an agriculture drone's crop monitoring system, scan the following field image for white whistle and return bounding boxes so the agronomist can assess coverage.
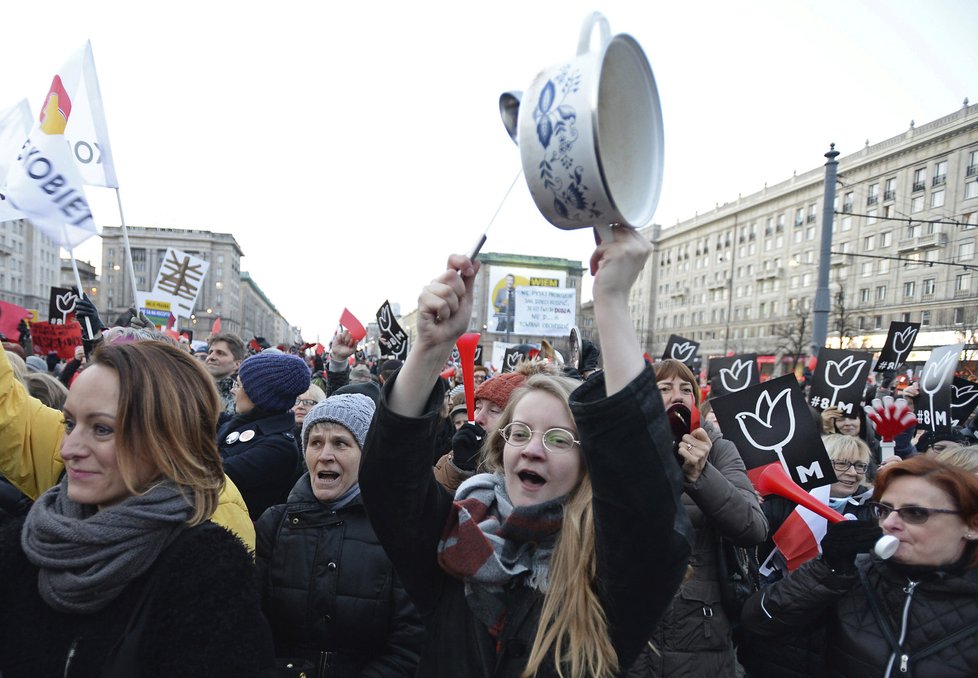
[874,534,900,560]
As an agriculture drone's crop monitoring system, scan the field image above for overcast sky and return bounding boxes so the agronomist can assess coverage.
[1,0,975,342]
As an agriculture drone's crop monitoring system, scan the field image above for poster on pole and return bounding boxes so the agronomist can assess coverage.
[150,248,209,319]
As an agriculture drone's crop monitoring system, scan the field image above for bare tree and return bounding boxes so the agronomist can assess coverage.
[772,310,811,376]
[832,287,866,349]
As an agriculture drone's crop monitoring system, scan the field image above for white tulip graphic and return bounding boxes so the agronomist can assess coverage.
[55,292,77,323]
[891,326,918,366]
[735,387,796,471]
[921,349,958,428]
[824,355,867,408]
[671,341,696,363]
[719,359,753,393]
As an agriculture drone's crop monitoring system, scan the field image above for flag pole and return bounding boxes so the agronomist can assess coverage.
[66,242,95,340]
[114,188,140,310]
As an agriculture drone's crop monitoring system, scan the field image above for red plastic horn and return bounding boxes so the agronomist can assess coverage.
[456,333,481,423]
[753,463,844,524]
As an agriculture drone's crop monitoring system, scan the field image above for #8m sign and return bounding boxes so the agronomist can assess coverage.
[808,348,872,415]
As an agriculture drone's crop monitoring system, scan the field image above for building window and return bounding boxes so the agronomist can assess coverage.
[861,262,873,277]
[879,259,890,274]
[808,203,818,223]
[881,231,892,247]
[964,213,977,229]
[874,315,883,329]
[843,192,853,212]
[867,183,879,205]
[954,308,965,325]
[967,180,978,200]
[968,150,978,177]
[957,273,972,292]
[913,167,927,192]
[841,216,852,231]
[876,285,887,301]
[867,208,877,225]
[921,310,931,326]
[906,223,921,239]
[806,227,816,241]
[795,208,804,226]
[911,196,924,213]
[933,160,948,186]
[884,177,896,201]
[960,241,976,260]
[931,189,945,209]
[864,235,875,251]
[859,288,870,303]
[923,278,935,295]
[903,281,915,297]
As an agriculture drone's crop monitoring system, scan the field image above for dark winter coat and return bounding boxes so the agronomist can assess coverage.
[742,554,978,677]
[359,365,693,677]
[0,517,274,677]
[626,424,768,678]
[219,410,302,520]
[255,475,424,677]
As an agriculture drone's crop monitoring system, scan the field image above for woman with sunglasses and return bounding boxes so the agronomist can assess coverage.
[360,228,693,678]
[742,455,978,676]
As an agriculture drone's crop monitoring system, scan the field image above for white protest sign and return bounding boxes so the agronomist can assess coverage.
[151,248,209,318]
[514,287,576,337]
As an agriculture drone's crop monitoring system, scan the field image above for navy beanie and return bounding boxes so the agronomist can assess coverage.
[237,352,311,413]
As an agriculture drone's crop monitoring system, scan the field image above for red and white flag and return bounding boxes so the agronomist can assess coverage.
[770,484,832,572]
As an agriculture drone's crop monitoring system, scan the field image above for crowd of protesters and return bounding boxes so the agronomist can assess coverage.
[0,233,977,676]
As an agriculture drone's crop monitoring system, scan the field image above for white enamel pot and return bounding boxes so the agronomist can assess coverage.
[505,13,664,233]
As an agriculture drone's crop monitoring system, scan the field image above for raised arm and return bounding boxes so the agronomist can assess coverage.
[589,226,651,395]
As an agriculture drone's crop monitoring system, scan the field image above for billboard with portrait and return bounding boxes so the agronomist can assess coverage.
[486,266,570,335]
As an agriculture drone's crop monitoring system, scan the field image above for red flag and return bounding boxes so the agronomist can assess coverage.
[166,313,176,331]
[0,301,32,340]
[211,317,222,335]
[314,343,325,356]
[339,308,366,342]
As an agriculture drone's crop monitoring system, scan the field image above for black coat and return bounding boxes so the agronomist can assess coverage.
[359,365,693,677]
[219,410,302,520]
[742,554,978,677]
[255,475,424,677]
[0,517,274,677]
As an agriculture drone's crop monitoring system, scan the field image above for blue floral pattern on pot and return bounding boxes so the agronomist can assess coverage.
[532,65,602,221]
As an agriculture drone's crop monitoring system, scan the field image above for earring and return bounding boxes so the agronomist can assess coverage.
[967,533,976,540]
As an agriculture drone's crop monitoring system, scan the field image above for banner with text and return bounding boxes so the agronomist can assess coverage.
[513,287,576,337]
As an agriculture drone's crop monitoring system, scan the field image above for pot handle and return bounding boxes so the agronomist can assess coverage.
[577,12,611,56]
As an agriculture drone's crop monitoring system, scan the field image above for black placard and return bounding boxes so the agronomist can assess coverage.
[502,346,532,373]
[808,348,873,415]
[874,321,920,372]
[48,286,79,324]
[708,354,760,397]
[712,374,836,492]
[662,334,700,367]
[951,377,978,428]
[915,344,962,432]
[375,300,408,361]
[473,345,484,366]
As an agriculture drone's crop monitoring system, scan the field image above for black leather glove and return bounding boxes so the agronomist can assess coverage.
[74,295,106,333]
[821,520,882,574]
[451,422,486,472]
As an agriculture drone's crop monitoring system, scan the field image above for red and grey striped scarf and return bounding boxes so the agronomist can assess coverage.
[437,472,565,636]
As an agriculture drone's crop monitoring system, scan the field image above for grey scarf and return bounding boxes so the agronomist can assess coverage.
[21,478,194,614]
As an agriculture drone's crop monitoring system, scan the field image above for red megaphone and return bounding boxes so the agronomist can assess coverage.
[456,333,481,423]
[753,463,844,524]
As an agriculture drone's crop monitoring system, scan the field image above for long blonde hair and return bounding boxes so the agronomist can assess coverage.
[483,374,618,678]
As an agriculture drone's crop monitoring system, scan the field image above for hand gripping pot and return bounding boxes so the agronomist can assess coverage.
[502,13,664,232]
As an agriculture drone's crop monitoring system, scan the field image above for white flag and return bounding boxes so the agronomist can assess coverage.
[0,99,33,222]
[59,41,119,188]
[4,75,99,249]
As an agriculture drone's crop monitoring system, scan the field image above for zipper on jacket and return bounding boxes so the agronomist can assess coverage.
[64,639,78,678]
[885,579,919,677]
[900,654,909,673]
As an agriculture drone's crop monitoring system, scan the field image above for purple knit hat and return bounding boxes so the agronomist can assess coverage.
[237,352,311,412]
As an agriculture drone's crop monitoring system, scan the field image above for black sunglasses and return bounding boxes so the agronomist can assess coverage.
[870,502,961,525]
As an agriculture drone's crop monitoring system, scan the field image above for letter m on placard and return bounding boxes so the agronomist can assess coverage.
[156,249,205,302]
[796,462,825,485]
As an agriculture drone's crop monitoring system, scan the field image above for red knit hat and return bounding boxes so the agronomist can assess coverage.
[473,371,526,409]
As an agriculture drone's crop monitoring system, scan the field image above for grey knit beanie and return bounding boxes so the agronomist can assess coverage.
[301,393,376,449]
[237,352,311,412]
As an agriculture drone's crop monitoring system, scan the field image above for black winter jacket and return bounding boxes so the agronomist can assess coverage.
[359,365,693,677]
[219,410,302,520]
[0,517,274,677]
[742,554,978,677]
[255,475,424,677]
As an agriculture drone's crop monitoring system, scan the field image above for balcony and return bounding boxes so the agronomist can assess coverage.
[896,232,948,252]
[932,175,947,187]
[968,164,978,177]
[912,181,926,192]
[755,267,785,280]
[866,195,878,206]
[842,202,853,213]
[807,214,817,223]
[884,189,896,201]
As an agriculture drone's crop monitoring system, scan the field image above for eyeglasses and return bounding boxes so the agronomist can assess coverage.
[870,502,961,525]
[832,460,869,474]
[499,422,580,453]
[294,399,318,408]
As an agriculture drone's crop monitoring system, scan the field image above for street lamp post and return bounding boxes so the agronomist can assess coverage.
[812,144,840,356]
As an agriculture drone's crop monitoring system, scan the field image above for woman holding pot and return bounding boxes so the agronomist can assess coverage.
[742,456,978,676]
[359,229,692,677]
[0,341,274,675]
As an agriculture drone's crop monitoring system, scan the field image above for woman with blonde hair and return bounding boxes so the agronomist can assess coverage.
[360,228,692,677]
[0,341,273,675]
